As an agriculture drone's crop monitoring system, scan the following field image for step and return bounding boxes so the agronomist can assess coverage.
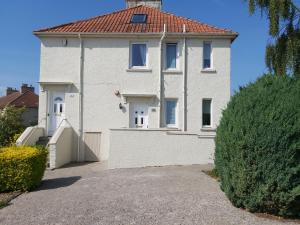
[36,136,51,147]
[38,136,50,142]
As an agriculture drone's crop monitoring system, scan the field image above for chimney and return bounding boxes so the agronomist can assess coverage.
[6,87,18,96]
[21,84,34,94]
[126,0,162,9]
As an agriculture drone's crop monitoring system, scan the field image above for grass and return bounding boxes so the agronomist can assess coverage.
[0,192,21,209]
[202,168,220,181]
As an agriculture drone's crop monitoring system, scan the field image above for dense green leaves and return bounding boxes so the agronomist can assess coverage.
[246,0,300,76]
[0,106,25,147]
[0,146,47,192]
[215,74,300,217]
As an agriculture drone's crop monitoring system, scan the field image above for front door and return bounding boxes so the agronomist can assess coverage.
[48,92,65,136]
[131,103,149,129]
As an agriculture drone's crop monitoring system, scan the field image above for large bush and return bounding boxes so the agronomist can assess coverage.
[0,106,25,147]
[215,74,300,217]
[0,146,47,192]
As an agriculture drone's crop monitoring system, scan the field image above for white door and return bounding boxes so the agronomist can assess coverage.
[131,103,149,129]
[48,93,65,136]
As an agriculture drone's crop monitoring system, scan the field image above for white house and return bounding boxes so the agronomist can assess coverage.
[17,0,238,169]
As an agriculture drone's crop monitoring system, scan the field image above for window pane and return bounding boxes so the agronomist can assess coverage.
[203,99,211,126]
[132,44,146,67]
[203,43,211,69]
[166,100,177,125]
[166,44,177,69]
[131,14,147,23]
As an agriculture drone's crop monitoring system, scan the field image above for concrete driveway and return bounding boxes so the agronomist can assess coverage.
[0,163,298,225]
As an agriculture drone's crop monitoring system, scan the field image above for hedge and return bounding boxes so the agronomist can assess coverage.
[215,74,300,217]
[0,146,48,192]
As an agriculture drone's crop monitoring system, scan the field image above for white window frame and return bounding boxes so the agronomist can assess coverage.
[129,42,149,69]
[165,99,178,128]
[165,42,179,70]
[202,41,213,70]
[202,98,213,128]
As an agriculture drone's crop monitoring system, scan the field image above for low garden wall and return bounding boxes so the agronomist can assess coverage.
[109,129,215,169]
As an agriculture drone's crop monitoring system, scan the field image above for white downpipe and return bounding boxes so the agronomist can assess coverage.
[183,24,187,131]
[45,90,49,135]
[78,34,84,162]
[159,24,167,127]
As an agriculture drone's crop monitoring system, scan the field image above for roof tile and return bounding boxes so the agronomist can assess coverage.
[35,6,237,36]
[0,91,39,109]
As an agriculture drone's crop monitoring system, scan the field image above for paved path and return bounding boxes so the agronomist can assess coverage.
[0,163,299,225]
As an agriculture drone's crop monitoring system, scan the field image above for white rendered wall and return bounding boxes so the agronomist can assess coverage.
[38,36,231,165]
[109,129,215,169]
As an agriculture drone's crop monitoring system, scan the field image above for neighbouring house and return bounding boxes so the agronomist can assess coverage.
[0,84,39,126]
[17,0,238,169]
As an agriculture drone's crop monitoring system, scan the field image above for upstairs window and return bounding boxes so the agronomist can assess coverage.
[131,14,147,23]
[166,43,177,69]
[131,43,147,67]
[202,99,212,127]
[203,42,212,69]
[165,99,177,127]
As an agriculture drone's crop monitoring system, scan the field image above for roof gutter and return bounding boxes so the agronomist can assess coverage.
[33,31,238,42]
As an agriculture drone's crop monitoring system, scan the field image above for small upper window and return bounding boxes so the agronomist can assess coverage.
[203,42,212,69]
[131,43,147,67]
[131,14,147,23]
[166,43,177,69]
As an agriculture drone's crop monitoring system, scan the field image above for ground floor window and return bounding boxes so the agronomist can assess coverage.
[165,99,177,127]
[202,99,212,127]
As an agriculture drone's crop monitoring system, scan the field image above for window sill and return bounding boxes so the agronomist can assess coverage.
[127,68,152,73]
[201,69,217,73]
[201,127,216,132]
[163,70,183,75]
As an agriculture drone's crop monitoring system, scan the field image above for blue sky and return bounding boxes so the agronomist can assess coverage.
[0,0,270,96]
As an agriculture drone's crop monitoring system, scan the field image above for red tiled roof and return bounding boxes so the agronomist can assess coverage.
[0,91,39,109]
[35,6,237,36]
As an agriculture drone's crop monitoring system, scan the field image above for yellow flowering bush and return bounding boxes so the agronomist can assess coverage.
[0,146,47,192]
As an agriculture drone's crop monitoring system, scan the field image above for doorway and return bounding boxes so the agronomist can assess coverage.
[48,92,65,136]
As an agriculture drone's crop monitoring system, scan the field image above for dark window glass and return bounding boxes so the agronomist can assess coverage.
[203,42,212,69]
[166,100,177,125]
[131,14,147,23]
[203,99,212,126]
[166,43,177,69]
[131,44,147,67]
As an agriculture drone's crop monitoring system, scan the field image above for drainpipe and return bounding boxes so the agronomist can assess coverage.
[183,24,187,131]
[45,90,49,135]
[78,34,84,162]
[159,24,167,127]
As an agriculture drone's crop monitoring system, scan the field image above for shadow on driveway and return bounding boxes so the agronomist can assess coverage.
[36,176,81,191]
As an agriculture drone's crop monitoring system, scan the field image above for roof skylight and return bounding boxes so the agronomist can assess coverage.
[131,14,148,24]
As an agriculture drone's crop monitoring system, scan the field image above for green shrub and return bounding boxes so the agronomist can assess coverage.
[215,74,300,217]
[0,106,25,147]
[0,146,48,192]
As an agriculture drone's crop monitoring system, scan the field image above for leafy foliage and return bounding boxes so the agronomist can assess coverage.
[215,74,300,217]
[0,146,47,192]
[246,0,300,76]
[0,106,25,147]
